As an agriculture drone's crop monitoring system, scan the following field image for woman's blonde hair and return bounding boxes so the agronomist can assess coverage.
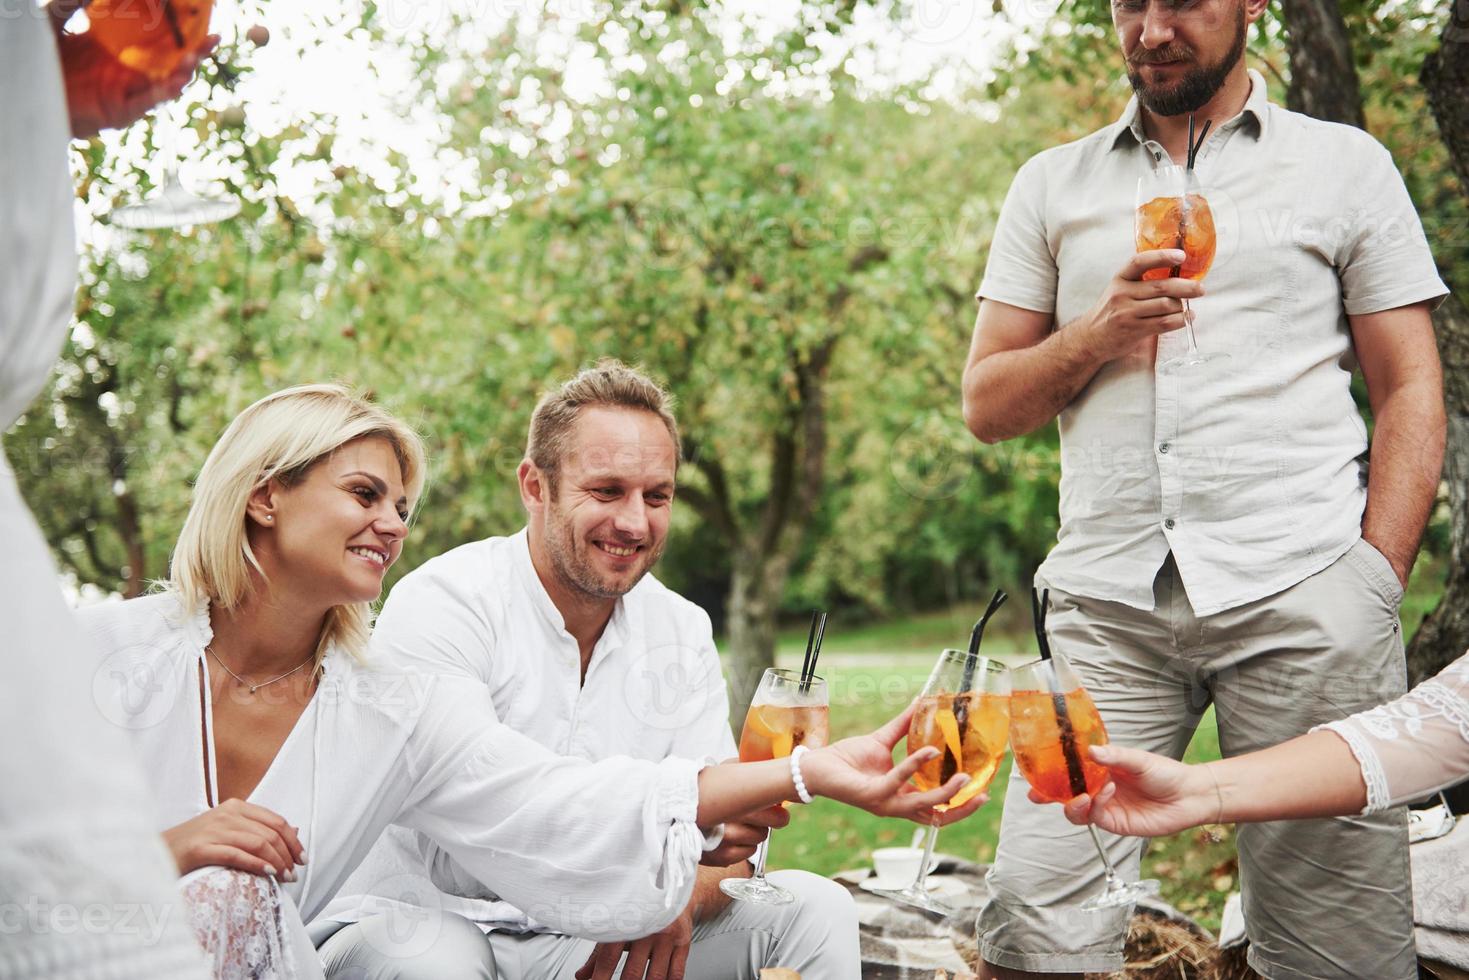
[170,383,428,662]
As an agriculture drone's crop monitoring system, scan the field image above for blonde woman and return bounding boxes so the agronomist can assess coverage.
[83,384,982,979]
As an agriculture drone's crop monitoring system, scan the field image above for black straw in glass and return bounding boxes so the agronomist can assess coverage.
[800,611,827,693]
[1031,587,1087,795]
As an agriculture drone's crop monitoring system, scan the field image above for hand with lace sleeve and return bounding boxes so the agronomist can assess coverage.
[1048,650,1469,835]
[1318,650,1469,813]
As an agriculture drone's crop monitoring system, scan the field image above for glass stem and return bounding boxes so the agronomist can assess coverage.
[750,833,772,882]
[1087,825,1119,883]
[1183,298,1200,353]
[911,819,940,888]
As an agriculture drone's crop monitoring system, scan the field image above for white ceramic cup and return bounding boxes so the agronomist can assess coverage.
[871,846,925,884]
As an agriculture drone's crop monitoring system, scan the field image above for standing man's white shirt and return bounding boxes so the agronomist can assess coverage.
[324,529,735,934]
[978,70,1448,615]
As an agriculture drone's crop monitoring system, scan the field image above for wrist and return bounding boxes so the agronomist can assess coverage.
[1196,762,1229,825]
[797,746,835,800]
[1065,312,1112,368]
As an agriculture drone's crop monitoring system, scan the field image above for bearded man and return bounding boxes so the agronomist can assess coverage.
[315,360,859,979]
[961,0,1448,977]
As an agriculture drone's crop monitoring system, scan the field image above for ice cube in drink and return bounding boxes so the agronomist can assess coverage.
[1136,193,1216,282]
[1009,688,1110,804]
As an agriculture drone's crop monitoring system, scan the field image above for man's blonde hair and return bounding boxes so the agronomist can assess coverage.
[526,359,681,491]
[170,383,427,662]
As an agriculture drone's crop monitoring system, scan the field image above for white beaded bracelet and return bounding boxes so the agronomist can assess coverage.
[789,745,814,804]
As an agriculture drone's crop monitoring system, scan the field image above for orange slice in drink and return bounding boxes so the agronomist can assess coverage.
[748,706,795,758]
[771,731,794,759]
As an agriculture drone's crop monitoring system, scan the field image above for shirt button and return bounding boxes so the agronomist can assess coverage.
[1159,442,1170,454]
[1164,518,1176,530]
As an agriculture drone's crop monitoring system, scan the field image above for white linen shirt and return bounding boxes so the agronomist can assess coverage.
[323,529,736,934]
[79,591,712,941]
[978,70,1449,615]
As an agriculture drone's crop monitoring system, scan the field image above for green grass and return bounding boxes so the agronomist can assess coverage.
[727,615,1238,932]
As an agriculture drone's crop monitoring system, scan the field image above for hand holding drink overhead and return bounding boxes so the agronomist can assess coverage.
[48,0,219,138]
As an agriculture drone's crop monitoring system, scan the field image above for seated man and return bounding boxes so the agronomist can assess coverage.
[317,359,859,979]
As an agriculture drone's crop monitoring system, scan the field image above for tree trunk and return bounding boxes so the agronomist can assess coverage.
[1406,15,1469,685]
[1276,0,1367,128]
[725,550,790,723]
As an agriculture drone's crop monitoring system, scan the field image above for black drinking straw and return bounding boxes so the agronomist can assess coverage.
[799,611,827,693]
[1186,116,1213,172]
[960,589,1008,694]
[949,589,1009,777]
[1031,587,1088,797]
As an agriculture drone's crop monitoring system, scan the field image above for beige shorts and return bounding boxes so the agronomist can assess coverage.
[978,540,1414,980]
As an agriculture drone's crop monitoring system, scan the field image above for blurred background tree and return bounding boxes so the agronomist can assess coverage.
[7,0,1459,716]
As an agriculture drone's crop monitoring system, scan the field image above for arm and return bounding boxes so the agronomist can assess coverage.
[401,690,977,941]
[962,251,1204,444]
[1046,734,1369,838]
[1056,650,1469,836]
[1353,301,1446,586]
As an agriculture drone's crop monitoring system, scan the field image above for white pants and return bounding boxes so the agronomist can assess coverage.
[316,870,859,980]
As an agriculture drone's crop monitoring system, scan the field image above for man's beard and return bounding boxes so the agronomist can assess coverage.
[1126,5,1247,116]
[543,502,661,602]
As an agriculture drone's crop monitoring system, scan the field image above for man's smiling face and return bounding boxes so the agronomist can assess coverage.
[539,406,677,601]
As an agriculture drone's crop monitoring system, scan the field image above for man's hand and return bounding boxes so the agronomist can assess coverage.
[701,805,789,867]
[1081,250,1204,362]
[575,907,694,980]
[48,0,218,138]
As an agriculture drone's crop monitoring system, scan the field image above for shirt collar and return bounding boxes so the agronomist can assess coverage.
[1110,68,1270,151]
[511,526,631,657]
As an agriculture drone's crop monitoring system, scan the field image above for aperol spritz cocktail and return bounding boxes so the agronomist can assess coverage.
[721,668,829,906]
[1010,654,1159,911]
[1136,166,1221,370]
[873,650,1008,915]
[1009,687,1110,804]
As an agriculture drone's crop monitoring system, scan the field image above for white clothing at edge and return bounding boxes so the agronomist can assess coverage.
[0,11,208,979]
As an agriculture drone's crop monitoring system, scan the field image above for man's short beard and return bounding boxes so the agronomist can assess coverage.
[543,498,660,602]
[1126,5,1247,117]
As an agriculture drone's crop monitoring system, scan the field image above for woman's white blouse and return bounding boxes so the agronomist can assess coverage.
[1321,650,1469,814]
[80,592,710,939]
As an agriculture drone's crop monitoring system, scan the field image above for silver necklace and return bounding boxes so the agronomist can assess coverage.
[206,645,314,695]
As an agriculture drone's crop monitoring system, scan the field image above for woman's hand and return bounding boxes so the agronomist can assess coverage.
[1036,744,1220,837]
[801,704,987,826]
[161,799,306,880]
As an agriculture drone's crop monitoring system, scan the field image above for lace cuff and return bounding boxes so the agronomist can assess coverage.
[179,867,301,980]
[1315,720,1391,815]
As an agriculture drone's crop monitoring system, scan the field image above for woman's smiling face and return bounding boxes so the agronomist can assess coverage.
[251,436,410,607]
